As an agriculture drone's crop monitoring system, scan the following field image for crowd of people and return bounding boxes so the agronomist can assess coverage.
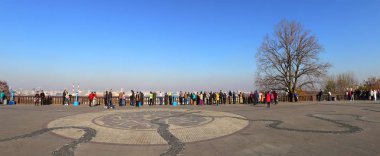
[3,88,380,106]
[81,90,279,109]
[34,91,44,106]
[319,88,379,101]
[345,89,379,101]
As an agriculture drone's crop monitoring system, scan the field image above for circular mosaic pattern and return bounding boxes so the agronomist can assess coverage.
[92,111,214,130]
[47,108,249,145]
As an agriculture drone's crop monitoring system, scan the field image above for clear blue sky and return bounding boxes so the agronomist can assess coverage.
[1,0,379,91]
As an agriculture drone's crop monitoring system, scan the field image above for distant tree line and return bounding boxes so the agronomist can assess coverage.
[322,72,380,94]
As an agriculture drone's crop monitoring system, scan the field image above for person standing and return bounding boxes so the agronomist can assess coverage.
[0,90,4,104]
[158,92,163,105]
[108,90,115,109]
[141,92,145,106]
[62,90,67,105]
[182,92,186,105]
[266,91,271,108]
[93,92,97,106]
[270,91,274,104]
[348,89,352,101]
[204,92,208,105]
[153,92,157,105]
[40,90,45,106]
[104,91,108,108]
[34,92,40,106]
[243,92,249,104]
[374,90,378,101]
[253,90,259,105]
[239,92,243,104]
[64,91,70,105]
[130,90,135,106]
[191,93,196,105]
[136,92,141,107]
[215,92,219,106]
[196,92,200,105]
[219,90,224,104]
[164,93,168,105]
[232,91,236,104]
[249,92,254,104]
[318,90,323,101]
[273,91,278,104]
[149,92,153,106]
[228,91,232,104]
[179,91,183,105]
[168,92,172,105]
[328,91,332,101]
[89,92,94,107]
[199,92,203,105]
[119,91,124,106]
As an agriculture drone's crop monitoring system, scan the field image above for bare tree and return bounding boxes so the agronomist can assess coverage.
[256,19,331,101]
[323,75,336,93]
[323,72,358,94]
[335,72,358,94]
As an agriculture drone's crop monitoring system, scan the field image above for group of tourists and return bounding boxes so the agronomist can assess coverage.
[90,90,279,108]
[88,92,97,107]
[346,89,379,101]
[33,90,46,106]
[104,90,115,109]
[318,88,380,101]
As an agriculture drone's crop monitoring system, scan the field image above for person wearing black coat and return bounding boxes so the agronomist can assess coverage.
[228,91,232,104]
[253,91,259,105]
[140,92,144,106]
[104,91,108,107]
[40,91,45,106]
[130,90,135,106]
[232,91,236,104]
[318,90,323,101]
[62,90,66,105]
[108,90,115,109]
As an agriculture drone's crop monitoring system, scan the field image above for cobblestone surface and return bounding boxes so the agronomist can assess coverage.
[2,101,380,156]
[150,112,195,156]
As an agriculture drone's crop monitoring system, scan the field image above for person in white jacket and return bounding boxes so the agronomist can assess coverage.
[374,90,377,101]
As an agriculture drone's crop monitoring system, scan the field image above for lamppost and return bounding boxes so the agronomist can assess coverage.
[8,87,16,105]
[73,84,80,106]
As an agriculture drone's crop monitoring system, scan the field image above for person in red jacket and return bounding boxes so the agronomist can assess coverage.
[266,91,271,108]
[89,92,94,107]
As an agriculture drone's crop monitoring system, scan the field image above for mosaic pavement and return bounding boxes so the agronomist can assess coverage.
[47,109,249,145]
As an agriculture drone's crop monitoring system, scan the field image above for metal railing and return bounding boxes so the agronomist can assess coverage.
[10,94,356,105]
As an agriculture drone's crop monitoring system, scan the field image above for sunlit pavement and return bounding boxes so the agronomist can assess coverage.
[1,101,379,156]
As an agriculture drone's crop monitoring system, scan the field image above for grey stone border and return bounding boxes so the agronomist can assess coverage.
[150,111,200,156]
[0,126,97,156]
[362,108,380,113]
